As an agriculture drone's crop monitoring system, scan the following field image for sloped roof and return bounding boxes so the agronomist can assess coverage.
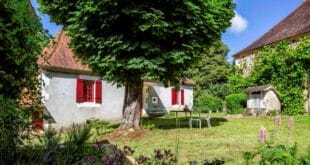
[37,30,91,74]
[245,85,275,93]
[234,1,310,58]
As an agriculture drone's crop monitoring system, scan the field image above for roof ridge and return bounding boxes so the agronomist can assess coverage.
[234,1,310,58]
[39,30,64,67]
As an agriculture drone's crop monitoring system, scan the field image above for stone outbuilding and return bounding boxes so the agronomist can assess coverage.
[244,85,281,116]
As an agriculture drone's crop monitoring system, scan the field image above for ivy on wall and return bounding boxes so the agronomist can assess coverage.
[249,37,310,115]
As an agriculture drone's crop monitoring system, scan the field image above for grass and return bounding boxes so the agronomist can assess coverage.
[100,113,310,164]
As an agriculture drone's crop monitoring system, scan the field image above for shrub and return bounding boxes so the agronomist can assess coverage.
[137,149,176,164]
[244,142,302,164]
[0,95,28,163]
[207,83,231,100]
[300,146,310,164]
[227,74,253,93]
[225,93,247,114]
[196,93,223,112]
[87,118,110,136]
[267,110,279,116]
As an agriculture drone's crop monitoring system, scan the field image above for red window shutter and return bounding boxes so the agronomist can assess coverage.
[95,80,102,103]
[172,88,177,105]
[181,89,184,105]
[171,88,175,105]
[76,78,84,103]
[176,89,179,104]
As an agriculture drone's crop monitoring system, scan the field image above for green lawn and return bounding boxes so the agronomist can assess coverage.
[101,113,310,164]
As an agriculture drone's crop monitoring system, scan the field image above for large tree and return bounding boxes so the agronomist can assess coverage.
[39,0,235,129]
[186,41,231,90]
[0,0,48,99]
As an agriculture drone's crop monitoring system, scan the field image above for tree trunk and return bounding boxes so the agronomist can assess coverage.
[119,80,143,130]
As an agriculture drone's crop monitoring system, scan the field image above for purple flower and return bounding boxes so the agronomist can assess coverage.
[288,117,294,130]
[85,155,96,164]
[275,115,282,129]
[259,127,267,143]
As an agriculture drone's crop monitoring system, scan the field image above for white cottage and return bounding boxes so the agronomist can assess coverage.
[34,30,194,129]
[244,86,281,116]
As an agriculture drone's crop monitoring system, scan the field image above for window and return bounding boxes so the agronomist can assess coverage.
[76,78,102,103]
[171,88,184,105]
[84,80,94,102]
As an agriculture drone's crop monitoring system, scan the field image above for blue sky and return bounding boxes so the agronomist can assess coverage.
[32,0,304,61]
[223,0,303,61]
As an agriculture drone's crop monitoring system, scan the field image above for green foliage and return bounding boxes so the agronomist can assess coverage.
[266,110,279,117]
[187,41,232,112]
[227,73,253,93]
[243,151,253,165]
[186,41,232,90]
[87,118,110,136]
[143,121,157,130]
[196,92,223,112]
[0,0,48,98]
[250,37,310,115]
[225,93,247,114]
[0,96,28,163]
[39,0,235,86]
[203,158,225,165]
[137,149,176,164]
[300,146,310,165]
[0,1,47,162]
[17,125,98,164]
[258,143,298,164]
[207,83,232,100]
[244,142,301,164]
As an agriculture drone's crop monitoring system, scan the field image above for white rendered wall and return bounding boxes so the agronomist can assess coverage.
[42,71,124,129]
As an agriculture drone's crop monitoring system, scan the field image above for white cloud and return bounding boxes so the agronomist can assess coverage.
[229,11,248,33]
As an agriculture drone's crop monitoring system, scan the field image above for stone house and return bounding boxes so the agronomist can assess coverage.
[244,86,281,116]
[35,30,194,129]
[233,1,310,113]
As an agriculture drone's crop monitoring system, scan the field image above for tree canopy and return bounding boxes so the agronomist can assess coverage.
[186,41,231,90]
[39,0,235,128]
[39,0,235,86]
[0,0,47,162]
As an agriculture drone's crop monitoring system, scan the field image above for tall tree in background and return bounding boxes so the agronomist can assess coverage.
[186,41,231,90]
[186,41,232,110]
[39,0,235,129]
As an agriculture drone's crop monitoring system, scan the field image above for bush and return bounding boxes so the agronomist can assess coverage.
[207,83,231,100]
[137,149,176,164]
[300,146,310,164]
[0,95,28,163]
[225,93,247,114]
[87,118,110,136]
[17,124,137,164]
[243,142,307,165]
[196,93,223,112]
[267,110,279,116]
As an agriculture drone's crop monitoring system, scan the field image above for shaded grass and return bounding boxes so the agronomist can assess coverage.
[103,113,310,164]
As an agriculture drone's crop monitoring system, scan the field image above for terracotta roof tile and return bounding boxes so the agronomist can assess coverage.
[234,1,310,58]
[37,30,91,74]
